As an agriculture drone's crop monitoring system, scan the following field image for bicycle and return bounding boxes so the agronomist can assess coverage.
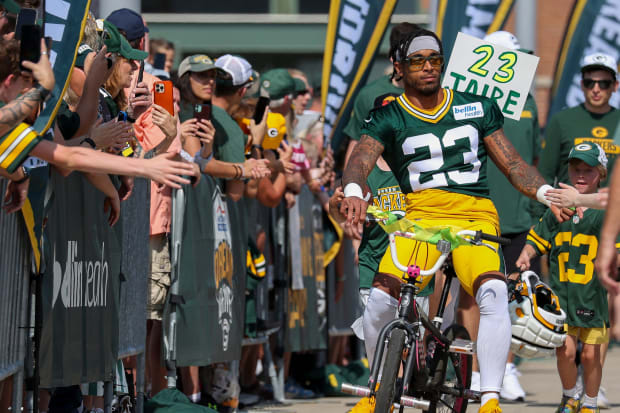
[342,222,510,413]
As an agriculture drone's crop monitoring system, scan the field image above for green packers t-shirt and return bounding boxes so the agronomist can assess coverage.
[538,104,619,186]
[526,208,616,328]
[361,89,504,197]
[0,100,43,173]
[487,94,541,233]
[56,101,81,140]
[343,75,402,141]
[211,104,246,163]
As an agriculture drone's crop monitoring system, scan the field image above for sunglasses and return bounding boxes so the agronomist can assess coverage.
[403,55,444,71]
[583,78,614,90]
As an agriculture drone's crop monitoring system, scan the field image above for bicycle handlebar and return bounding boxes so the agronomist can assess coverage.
[388,229,511,276]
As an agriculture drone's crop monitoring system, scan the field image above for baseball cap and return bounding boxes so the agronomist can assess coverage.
[106,8,148,42]
[0,0,20,15]
[484,31,520,50]
[75,44,94,69]
[178,54,218,78]
[215,54,254,87]
[103,21,148,61]
[293,77,308,94]
[260,69,296,100]
[581,53,618,77]
[483,30,533,54]
[568,142,608,169]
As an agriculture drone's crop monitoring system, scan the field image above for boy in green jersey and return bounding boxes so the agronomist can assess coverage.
[517,142,616,413]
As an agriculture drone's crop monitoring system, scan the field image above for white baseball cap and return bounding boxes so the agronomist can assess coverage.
[484,31,521,50]
[215,54,254,86]
[581,53,618,77]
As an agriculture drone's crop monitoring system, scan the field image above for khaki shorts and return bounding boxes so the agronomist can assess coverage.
[567,325,609,345]
[147,234,171,320]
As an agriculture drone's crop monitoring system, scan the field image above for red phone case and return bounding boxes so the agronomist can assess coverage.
[153,80,174,116]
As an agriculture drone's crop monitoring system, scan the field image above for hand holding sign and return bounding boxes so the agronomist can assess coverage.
[442,32,539,120]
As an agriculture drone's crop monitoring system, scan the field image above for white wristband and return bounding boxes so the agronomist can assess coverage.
[536,184,553,208]
[344,183,364,199]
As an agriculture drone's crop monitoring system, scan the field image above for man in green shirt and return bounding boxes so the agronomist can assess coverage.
[538,53,619,188]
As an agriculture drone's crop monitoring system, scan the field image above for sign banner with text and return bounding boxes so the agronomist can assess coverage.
[321,0,397,151]
[548,0,619,119]
[442,32,539,120]
[286,187,327,352]
[435,0,515,60]
[40,171,121,387]
[1,0,90,173]
[173,177,247,366]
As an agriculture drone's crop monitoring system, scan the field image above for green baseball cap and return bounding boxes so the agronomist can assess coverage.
[259,68,295,100]
[103,20,148,61]
[568,141,608,169]
[177,54,218,78]
[293,77,308,94]
[0,0,20,15]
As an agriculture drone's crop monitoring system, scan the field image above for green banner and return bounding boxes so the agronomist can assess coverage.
[548,0,620,119]
[320,0,398,151]
[435,0,515,59]
[173,176,247,366]
[40,171,121,387]
[1,0,91,173]
[286,187,327,352]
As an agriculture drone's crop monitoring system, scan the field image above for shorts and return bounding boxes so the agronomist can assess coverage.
[567,325,609,345]
[377,189,503,297]
[147,234,171,321]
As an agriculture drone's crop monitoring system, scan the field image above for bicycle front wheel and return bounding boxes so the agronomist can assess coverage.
[427,324,472,413]
[375,328,406,413]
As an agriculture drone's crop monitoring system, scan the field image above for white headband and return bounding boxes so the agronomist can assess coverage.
[406,36,441,56]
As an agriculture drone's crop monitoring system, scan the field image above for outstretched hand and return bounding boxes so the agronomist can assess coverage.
[146,151,197,188]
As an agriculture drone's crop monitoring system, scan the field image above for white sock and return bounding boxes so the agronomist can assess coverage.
[189,391,202,403]
[475,279,511,393]
[582,394,597,407]
[362,288,398,370]
[480,392,499,406]
[563,386,580,399]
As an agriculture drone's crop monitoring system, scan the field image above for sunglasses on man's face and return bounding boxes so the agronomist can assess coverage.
[583,78,614,90]
[403,55,444,71]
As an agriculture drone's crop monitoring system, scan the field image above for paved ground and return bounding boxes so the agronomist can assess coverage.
[247,347,620,412]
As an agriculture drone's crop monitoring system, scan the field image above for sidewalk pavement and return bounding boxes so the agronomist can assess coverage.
[248,346,620,412]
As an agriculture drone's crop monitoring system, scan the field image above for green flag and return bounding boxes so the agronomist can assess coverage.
[435,0,515,59]
[321,0,398,151]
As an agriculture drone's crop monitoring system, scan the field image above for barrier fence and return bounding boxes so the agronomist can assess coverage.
[0,171,363,410]
[0,178,32,411]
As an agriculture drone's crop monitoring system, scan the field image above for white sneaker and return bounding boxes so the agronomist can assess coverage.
[470,371,480,403]
[500,363,526,402]
[598,386,610,409]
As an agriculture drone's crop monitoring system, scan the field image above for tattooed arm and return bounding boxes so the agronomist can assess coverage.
[484,128,571,222]
[340,134,384,225]
[0,88,43,137]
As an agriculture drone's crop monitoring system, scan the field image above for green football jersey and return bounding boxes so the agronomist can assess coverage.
[538,104,620,187]
[361,89,504,197]
[343,75,402,141]
[358,166,433,296]
[526,209,613,328]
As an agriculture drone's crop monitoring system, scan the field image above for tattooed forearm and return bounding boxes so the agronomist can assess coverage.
[0,88,42,135]
[342,134,384,187]
[485,129,546,199]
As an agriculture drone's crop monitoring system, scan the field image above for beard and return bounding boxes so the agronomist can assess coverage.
[404,76,441,96]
